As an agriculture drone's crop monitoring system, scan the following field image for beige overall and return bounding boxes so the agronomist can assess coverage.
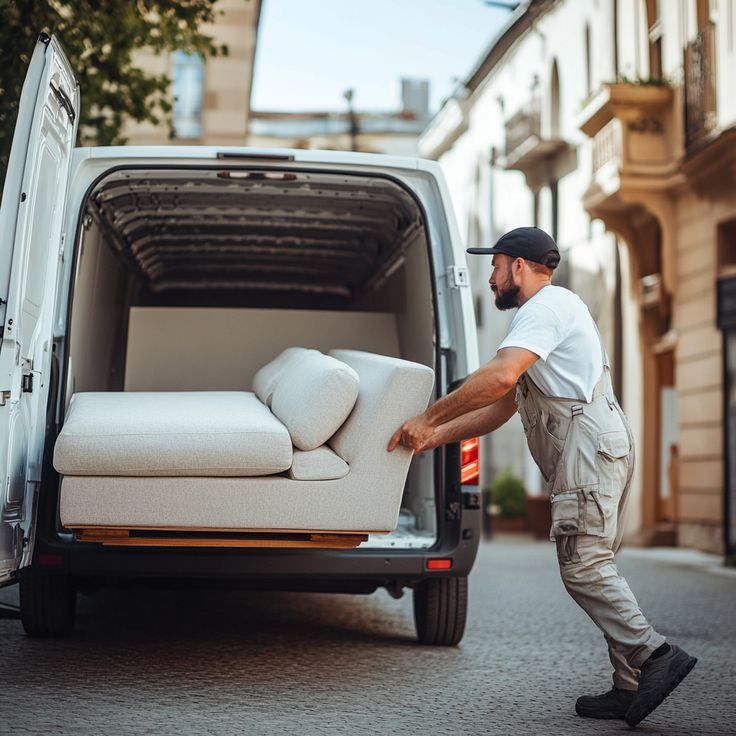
[515,333,666,691]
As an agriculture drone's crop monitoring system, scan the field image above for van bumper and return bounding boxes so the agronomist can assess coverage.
[30,506,481,593]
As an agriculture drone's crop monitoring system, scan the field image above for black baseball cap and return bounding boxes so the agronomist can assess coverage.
[467,226,560,268]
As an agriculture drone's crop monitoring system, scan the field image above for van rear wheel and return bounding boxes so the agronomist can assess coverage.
[413,576,467,646]
[19,573,76,637]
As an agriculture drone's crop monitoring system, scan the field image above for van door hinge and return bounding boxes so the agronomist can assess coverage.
[447,265,469,288]
[21,358,33,394]
[21,373,33,393]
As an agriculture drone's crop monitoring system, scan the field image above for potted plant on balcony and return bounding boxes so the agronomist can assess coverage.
[487,470,528,533]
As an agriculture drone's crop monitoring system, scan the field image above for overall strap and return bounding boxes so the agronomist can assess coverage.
[591,317,610,370]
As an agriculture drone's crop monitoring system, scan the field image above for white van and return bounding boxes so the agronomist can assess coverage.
[0,34,481,641]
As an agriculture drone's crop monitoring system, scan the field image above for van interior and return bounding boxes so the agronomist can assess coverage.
[63,167,440,548]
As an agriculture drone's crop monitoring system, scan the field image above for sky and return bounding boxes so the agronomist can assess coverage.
[251,0,513,114]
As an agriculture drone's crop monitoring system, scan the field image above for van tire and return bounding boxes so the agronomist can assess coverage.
[413,576,467,646]
[19,574,76,637]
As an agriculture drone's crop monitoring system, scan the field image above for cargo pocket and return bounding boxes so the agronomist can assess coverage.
[550,490,585,537]
[597,431,631,495]
[550,489,606,538]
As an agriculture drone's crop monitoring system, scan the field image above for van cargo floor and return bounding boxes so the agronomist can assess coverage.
[71,527,369,549]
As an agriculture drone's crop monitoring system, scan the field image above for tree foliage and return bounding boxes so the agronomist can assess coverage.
[0,0,227,173]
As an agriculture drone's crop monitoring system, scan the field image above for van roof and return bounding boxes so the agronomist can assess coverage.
[74,145,442,175]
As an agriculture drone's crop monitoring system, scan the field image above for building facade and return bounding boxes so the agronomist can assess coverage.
[579,0,736,556]
[122,0,261,146]
[420,0,736,555]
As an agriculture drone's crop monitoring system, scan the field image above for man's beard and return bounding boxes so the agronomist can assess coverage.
[493,274,521,310]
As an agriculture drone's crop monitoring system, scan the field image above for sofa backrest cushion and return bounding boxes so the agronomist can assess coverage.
[252,346,308,407]
[287,445,349,480]
[270,351,360,451]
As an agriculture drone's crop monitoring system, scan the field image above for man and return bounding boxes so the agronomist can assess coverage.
[387,227,696,727]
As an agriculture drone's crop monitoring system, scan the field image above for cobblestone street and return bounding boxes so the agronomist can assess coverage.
[1,535,734,736]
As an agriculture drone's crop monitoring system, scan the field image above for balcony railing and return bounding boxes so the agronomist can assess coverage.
[592,118,622,173]
[504,99,541,158]
[684,21,717,149]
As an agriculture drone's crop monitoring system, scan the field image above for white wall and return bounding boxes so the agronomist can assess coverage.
[124,308,401,392]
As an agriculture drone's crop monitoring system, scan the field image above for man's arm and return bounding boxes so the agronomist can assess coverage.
[387,347,538,452]
[421,387,518,452]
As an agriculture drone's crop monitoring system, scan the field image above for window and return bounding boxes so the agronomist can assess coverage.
[647,0,663,79]
[584,24,592,96]
[613,0,620,76]
[696,0,710,31]
[717,277,736,557]
[550,60,561,137]
[172,51,204,139]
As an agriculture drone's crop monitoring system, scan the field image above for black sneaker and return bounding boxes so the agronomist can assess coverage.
[575,687,636,719]
[625,644,697,727]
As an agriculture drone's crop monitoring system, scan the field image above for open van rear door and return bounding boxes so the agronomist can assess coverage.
[0,34,79,584]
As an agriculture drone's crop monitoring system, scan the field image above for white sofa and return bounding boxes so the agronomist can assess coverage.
[55,349,435,541]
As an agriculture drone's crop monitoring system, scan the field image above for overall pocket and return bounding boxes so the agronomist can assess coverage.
[574,424,599,488]
[527,414,565,483]
[516,385,537,436]
[597,431,631,495]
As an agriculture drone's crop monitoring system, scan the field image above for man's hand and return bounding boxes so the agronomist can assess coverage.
[387,413,435,453]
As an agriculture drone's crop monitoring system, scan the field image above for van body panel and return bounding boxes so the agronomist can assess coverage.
[0,35,79,585]
[16,143,481,586]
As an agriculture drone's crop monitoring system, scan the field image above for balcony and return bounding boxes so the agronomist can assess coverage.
[684,22,717,150]
[500,98,568,186]
[579,81,682,294]
[579,82,680,216]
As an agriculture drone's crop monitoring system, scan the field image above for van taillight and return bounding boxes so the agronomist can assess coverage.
[460,437,480,485]
[427,558,453,570]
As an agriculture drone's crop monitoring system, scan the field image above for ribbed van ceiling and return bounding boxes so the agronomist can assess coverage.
[86,168,425,299]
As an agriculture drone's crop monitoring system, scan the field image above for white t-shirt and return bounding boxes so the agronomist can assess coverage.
[497,285,604,401]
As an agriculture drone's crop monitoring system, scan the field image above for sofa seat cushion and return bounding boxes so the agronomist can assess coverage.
[287,446,349,481]
[54,391,293,477]
[271,350,360,451]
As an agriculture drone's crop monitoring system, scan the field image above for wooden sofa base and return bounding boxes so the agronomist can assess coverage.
[70,526,371,549]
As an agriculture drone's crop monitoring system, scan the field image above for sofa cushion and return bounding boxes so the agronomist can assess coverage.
[252,346,308,407]
[270,351,360,451]
[287,446,349,481]
[54,391,293,477]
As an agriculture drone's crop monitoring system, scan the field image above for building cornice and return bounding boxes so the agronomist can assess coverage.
[462,0,558,96]
[418,0,558,159]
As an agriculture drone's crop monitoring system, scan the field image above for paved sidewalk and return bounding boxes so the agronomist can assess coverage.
[617,544,736,579]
